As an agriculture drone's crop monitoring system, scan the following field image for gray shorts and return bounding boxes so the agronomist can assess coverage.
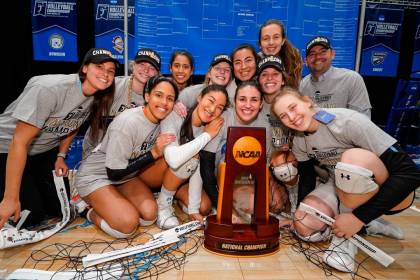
[74,154,130,197]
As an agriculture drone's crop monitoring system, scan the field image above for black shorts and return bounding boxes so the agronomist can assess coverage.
[0,148,63,228]
[384,193,416,216]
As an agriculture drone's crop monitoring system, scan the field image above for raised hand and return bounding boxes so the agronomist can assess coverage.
[151,133,176,158]
[204,117,224,138]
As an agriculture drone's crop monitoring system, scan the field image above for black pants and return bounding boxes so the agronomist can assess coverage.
[0,148,63,228]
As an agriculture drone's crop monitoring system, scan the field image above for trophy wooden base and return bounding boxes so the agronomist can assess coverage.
[204,215,280,256]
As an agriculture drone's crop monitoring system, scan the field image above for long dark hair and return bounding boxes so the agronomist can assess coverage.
[78,64,116,144]
[230,43,260,85]
[258,19,302,89]
[179,84,229,145]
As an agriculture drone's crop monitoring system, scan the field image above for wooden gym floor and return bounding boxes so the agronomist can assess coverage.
[1,199,420,280]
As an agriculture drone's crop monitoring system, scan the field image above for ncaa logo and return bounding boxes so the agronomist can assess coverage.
[371,52,386,65]
[232,136,262,166]
[49,34,64,49]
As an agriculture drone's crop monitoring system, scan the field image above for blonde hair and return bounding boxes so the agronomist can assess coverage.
[271,86,314,116]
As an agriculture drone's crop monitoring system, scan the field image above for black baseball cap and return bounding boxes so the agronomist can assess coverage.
[305,36,332,56]
[83,48,119,67]
[257,56,285,76]
[210,54,232,67]
[134,48,161,71]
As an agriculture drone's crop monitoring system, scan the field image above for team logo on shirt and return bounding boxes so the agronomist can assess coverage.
[308,148,340,168]
[42,106,90,136]
[233,136,262,166]
[313,91,333,103]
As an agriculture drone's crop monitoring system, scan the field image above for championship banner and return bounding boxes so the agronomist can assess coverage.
[94,0,135,64]
[411,10,420,79]
[360,4,404,77]
[31,0,78,62]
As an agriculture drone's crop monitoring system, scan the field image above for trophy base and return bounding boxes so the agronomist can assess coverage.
[204,215,279,256]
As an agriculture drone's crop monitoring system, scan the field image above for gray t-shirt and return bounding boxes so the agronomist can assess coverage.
[110,75,145,115]
[216,108,272,165]
[299,67,371,118]
[178,80,237,110]
[292,108,396,178]
[83,75,145,154]
[261,101,293,153]
[178,84,206,109]
[0,74,93,155]
[75,107,160,196]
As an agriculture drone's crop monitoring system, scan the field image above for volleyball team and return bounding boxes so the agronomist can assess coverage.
[0,19,419,272]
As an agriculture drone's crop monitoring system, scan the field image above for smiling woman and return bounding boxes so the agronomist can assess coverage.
[74,75,179,238]
[169,50,194,91]
[156,84,229,228]
[231,44,259,85]
[0,48,118,231]
[271,86,420,272]
[258,19,303,89]
[177,54,235,112]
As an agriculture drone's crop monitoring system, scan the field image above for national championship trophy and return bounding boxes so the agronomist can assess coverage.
[204,127,279,256]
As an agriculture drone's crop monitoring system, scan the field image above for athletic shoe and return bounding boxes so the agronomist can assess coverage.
[323,236,358,272]
[157,206,179,230]
[366,217,404,240]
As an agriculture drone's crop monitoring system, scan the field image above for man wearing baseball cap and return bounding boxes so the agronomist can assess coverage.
[298,36,403,269]
[300,35,371,117]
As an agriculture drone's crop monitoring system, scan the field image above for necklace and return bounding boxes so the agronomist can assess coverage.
[127,75,146,108]
[127,75,134,107]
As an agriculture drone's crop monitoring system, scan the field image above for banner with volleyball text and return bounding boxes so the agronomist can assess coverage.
[360,3,404,77]
[31,0,78,62]
[94,0,135,64]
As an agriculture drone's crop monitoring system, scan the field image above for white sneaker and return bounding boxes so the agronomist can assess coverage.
[157,206,179,230]
[366,218,404,240]
[323,236,358,272]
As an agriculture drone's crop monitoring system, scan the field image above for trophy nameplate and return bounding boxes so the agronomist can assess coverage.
[204,127,279,256]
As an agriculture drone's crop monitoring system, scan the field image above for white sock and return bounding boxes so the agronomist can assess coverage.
[99,219,134,238]
[86,208,94,222]
[139,217,156,226]
[157,185,176,208]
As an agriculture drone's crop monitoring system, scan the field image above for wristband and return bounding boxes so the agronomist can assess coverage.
[57,152,67,159]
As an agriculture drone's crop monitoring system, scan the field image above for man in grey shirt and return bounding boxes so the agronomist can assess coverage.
[300,36,372,118]
[299,37,405,243]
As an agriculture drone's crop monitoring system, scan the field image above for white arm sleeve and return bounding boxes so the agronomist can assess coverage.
[164,132,211,169]
[188,163,202,214]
